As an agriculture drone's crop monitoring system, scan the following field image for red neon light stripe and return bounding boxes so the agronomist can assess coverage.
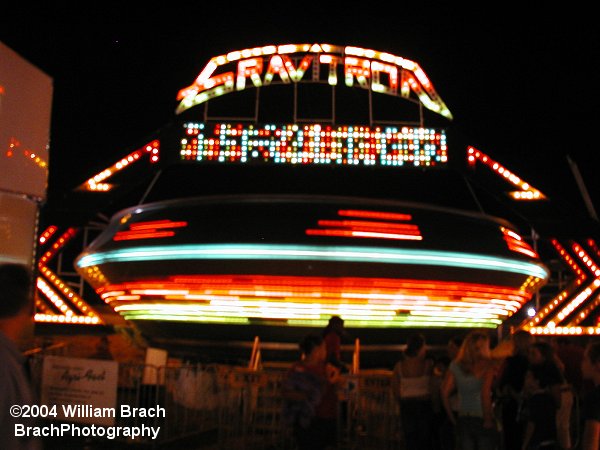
[306,229,422,240]
[317,220,419,231]
[338,209,412,221]
[506,244,538,258]
[129,220,188,230]
[343,227,421,236]
[114,231,176,241]
[504,237,537,252]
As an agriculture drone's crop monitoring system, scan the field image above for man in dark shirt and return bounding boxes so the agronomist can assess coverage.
[552,336,585,392]
[0,263,42,450]
[581,340,600,450]
[521,364,559,450]
[496,330,533,450]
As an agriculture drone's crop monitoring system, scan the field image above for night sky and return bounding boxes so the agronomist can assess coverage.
[2,5,599,234]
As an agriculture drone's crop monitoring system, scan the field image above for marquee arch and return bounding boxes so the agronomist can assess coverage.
[176,43,453,120]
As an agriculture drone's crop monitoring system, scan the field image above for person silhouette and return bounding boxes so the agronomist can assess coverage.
[0,263,42,450]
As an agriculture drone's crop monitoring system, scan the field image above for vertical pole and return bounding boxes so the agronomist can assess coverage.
[254,87,260,123]
[532,227,540,312]
[332,85,336,125]
[293,83,298,123]
[353,338,360,374]
[368,89,373,127]
[249,336,259,369]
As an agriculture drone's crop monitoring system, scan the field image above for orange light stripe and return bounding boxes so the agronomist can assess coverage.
[163,275,525,295]
[39,225,58,244]
[38,228,78,266]
[103,275,528,298]
[524,239,588,330]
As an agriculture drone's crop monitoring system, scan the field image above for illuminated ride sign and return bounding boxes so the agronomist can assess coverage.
[176,43,453,120]
[181,122,447,167]
[44,43,594,336]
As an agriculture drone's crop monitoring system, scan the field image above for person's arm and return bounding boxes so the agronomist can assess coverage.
[325,362,341,385]
[549,382,562,409]
[582,419,600,450]
[521,420,534,450]
[441,369,457,425]
[481,364,496,428]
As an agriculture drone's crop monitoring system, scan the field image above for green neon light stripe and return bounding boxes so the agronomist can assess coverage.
[77,244,548,279]
[121,314,498,328]
[123,310,502,325]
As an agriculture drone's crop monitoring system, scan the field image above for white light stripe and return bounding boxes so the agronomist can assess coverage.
[76,244,549,279]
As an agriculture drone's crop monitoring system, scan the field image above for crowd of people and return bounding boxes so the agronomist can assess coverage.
[3,259,600,450]
[281,317,600,450]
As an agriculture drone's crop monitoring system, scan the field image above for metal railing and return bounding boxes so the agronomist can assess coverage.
[29,355,402,449]
[26,337,584,450]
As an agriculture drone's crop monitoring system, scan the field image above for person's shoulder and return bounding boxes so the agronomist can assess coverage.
[447,360,461,376]
[0,344,19,375]
[0,356,10,379]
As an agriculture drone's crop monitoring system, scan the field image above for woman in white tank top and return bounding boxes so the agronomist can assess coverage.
[393,333,435,449]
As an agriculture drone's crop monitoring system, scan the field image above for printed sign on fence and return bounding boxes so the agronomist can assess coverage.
[41,355,118,425]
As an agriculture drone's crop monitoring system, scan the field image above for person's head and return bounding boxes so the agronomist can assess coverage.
[456,329,490,372]
[0,263,34,342]
[447,335,463,360]
[299,333,326,362]
[433,355,451,376]
[404,332,426,358]
[582,341,600,384]
[324,315,345,335]
[512,329,533,355]
[528,341,555,365]
[525,363,554,391]
[97,336,110,351]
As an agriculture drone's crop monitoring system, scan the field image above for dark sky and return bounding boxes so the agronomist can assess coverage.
[2,5,599,230]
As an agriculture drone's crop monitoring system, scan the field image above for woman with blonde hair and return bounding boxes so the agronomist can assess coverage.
[441,329,499,450]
